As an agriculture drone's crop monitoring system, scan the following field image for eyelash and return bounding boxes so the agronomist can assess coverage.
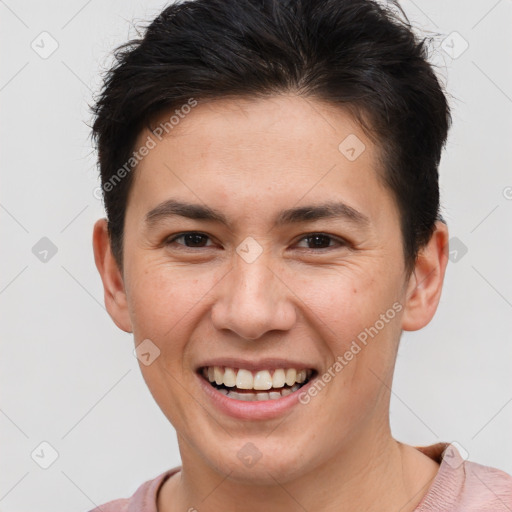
[164,231,348,252]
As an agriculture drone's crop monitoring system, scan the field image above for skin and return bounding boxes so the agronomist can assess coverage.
[93,95,449,512]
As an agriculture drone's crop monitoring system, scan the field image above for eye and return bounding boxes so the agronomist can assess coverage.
[165,232,215,249]
[294,233,346,250]
[164,231,347,251]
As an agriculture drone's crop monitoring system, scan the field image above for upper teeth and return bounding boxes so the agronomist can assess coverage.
[203,367,312,390]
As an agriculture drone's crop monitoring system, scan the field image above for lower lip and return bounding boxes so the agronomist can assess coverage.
[197,373,315,421]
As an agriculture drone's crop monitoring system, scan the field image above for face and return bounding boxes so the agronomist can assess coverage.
[94,94,448,485]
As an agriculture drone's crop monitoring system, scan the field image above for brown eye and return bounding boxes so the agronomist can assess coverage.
[166,232,213,248]
[295,233,346,250]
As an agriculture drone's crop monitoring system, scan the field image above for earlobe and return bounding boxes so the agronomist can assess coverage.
[92,218,133,333]
[401,220,449,331]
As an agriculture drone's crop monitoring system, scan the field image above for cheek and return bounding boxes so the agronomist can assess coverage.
[125,259,214,340]
[125,263,214,427]
[291,265,396,339]
[292,265,403,397]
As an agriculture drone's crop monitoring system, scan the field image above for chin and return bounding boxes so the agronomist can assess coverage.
[200,437,314,485]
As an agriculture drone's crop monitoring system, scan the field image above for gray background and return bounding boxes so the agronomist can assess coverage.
[1,0,511,510]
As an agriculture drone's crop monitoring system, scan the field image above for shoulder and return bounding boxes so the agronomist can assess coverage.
[414,442,512,511]
[461,459,512,510]
[87,497,129,512]
[86,467,181,512]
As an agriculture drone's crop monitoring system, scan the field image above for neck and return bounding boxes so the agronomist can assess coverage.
[159,423,439,512]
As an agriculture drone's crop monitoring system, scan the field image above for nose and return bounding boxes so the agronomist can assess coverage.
[210,252,297,341]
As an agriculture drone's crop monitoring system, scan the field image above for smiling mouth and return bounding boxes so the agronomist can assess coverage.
[200,366,316,401]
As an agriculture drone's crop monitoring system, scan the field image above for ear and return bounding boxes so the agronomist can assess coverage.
[92,218,133,333]
[401,220,449,331]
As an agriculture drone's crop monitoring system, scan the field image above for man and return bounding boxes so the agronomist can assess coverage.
[90,0,512,510]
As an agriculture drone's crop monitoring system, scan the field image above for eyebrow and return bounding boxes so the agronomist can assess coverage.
[144,199,370,229]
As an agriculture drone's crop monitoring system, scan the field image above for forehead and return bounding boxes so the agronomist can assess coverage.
[144,95,372,163]
[128,94,397,230]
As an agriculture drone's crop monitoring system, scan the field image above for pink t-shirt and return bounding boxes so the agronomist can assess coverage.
[89,442,512,511]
